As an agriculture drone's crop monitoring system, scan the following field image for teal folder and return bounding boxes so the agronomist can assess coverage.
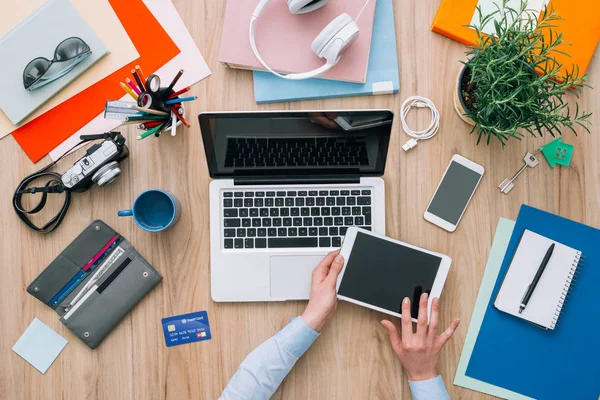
[466,205,600,399]
[253,0,399,104]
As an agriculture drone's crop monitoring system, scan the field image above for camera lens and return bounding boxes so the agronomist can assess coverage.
[91,162,121,187]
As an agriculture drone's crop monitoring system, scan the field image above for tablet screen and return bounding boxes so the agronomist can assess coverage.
[338,232,442,318]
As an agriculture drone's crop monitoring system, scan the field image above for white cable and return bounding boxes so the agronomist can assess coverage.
[355,0,371,23]
[400,96,440,151]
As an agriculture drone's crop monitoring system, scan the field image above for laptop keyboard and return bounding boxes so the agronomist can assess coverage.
[224,138,369,168]
[222,189,373,249]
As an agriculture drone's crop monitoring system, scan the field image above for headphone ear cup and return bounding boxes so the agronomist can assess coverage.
[287,0,331,14]
[311,13,354,58]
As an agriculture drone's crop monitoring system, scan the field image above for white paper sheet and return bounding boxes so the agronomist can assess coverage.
[470,0,549,35]
[49,0,211,160]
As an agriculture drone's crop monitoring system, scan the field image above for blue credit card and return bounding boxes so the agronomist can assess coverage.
[162,311,211,347]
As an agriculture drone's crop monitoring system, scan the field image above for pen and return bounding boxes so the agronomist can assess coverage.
[139,121,163,130]
[519,243,555,314]
[170,112,177,136]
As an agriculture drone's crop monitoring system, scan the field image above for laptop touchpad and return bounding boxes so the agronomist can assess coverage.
[270,255,323,300]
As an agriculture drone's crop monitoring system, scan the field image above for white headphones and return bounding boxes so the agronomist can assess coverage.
[249,0,369,80]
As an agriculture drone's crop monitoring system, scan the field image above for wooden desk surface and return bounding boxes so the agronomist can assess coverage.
[1,1,598,399]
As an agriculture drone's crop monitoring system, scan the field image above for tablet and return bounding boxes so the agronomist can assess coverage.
[336,227,452,321]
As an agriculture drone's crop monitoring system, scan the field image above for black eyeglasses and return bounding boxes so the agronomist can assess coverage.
[23,37,91,91]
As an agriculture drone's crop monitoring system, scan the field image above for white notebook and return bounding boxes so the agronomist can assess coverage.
[494,230,583,330]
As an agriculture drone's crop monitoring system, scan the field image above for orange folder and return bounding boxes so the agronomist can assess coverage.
[12,0,180,163]
[432,0,600,76]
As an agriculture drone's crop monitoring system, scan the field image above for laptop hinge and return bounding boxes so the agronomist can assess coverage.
[233,175,361,186]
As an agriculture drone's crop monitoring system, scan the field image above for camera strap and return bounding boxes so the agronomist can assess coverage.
[13,132,123,234]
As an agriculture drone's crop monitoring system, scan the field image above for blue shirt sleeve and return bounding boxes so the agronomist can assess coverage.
[408,376,450,400]
[219,316,319,400]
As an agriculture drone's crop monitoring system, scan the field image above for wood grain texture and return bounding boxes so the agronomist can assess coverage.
[0,0,598,399]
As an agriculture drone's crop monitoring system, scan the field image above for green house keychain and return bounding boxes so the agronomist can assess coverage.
[540,137,574,168]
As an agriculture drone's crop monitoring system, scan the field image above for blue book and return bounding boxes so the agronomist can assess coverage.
[466,205,600,399]
[253,0,399,104]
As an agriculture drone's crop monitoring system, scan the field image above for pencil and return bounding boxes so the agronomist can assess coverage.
[120,82,138,101]
[125,115,169,122]
[131,69,145,92]
[137,124,165,140]
[126,78,141,95]
[168,86,190,99]
[164,96,197,105]
[169,105,190,127]
[135,65,147,88]
[166,69,184,93]
[135,106,169,116]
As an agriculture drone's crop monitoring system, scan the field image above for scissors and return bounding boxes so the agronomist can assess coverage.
[137,74,162,109]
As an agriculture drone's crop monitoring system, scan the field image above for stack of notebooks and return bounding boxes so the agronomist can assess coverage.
[0,0,211,163]
[454,205,600,399]
[218,0,400,104]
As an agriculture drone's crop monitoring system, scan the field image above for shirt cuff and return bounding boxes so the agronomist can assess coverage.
[408,375,450,400]
[274,316,320,358]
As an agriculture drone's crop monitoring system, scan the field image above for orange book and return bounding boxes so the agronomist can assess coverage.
[432,0,600,75]
[12,0,180,163]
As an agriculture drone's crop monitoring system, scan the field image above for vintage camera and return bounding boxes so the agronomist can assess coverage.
[61,133,129,192]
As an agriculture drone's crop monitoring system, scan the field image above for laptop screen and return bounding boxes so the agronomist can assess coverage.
[199,111,393,179]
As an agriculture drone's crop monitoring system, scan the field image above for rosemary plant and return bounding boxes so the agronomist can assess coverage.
[461,0,592,145]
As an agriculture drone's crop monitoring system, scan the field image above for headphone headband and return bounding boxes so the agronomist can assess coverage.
[249,0,348,80]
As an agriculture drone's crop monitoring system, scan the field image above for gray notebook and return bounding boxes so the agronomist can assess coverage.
[0,0,108,125]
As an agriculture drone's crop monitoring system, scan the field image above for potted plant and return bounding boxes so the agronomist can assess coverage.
[454,0,592,146]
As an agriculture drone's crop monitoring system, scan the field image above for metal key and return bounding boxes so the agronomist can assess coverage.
[499,151,540,194]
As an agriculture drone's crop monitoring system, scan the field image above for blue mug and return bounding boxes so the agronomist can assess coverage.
[118,189,180,232]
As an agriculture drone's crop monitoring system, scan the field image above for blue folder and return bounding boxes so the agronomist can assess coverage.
[466,205,600,399]
[253,0,399,104]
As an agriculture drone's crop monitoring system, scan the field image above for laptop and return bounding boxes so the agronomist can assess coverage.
[199,110,393,302]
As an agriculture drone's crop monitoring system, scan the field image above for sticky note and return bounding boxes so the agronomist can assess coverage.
[12,318,68,374]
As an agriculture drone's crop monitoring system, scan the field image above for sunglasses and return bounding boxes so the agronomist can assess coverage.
[23,37,91,91]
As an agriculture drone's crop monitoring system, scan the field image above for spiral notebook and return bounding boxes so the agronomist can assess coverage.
[494,230,583,330]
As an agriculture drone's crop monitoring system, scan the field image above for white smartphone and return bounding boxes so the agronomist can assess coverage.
[336,227,452,322]
[424,154,484,232]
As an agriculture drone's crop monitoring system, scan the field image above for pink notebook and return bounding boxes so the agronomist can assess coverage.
[218,0,376,83]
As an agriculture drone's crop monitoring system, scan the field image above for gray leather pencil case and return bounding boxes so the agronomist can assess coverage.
[27,220,162,349]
